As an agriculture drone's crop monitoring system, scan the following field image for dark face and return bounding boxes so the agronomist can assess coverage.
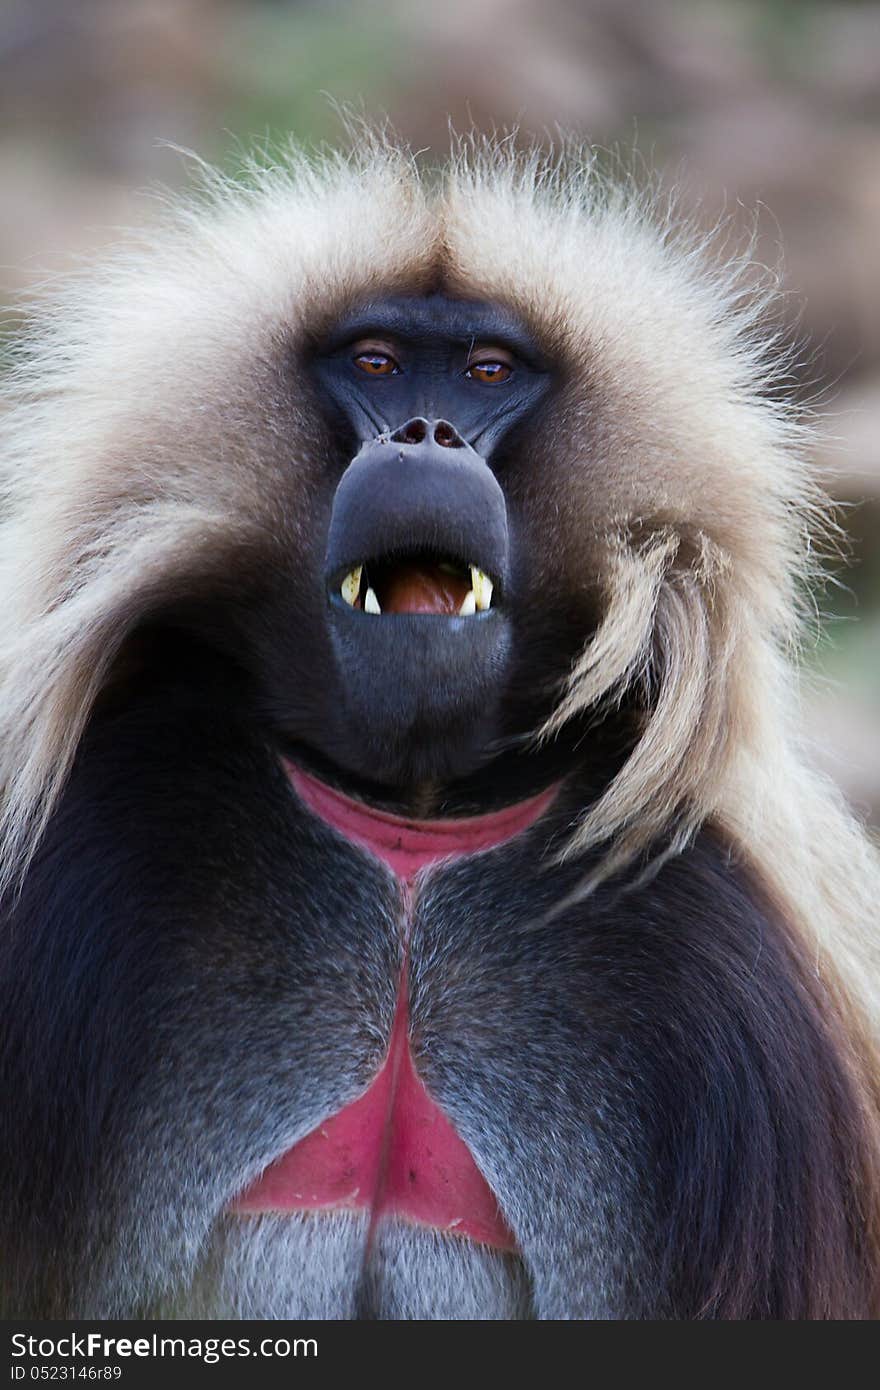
[278,294,558,791]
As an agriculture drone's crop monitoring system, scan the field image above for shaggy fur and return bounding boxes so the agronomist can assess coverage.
[1,134,879,1316]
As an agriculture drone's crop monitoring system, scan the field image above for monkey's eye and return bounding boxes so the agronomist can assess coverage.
[465,350,514,385]
[352,342,401,377]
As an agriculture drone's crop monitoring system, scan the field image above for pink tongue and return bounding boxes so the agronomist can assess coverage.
[380,563,470,615]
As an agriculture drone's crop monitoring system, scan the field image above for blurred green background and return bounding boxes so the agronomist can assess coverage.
[1,0,877,821]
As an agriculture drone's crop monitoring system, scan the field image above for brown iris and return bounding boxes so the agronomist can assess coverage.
[466,350,514,384]
[353,343,400,376]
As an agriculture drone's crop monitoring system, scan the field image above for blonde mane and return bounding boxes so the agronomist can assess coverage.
[1,136,878,1092]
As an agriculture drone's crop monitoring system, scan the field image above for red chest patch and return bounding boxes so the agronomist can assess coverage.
[285,764,558,876]
[234,978,516,1249]
[232,765,558,1248]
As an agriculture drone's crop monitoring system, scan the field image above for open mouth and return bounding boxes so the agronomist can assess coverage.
[320,436,511,782]
[337,552,495,617]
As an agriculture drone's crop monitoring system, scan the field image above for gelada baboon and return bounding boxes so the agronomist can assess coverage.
[0,137,878,1319]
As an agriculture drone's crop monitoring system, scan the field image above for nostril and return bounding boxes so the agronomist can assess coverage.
[434,420,464,448]
[391,418,428,445]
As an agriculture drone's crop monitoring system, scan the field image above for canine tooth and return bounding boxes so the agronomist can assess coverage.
[470,566,493,611]
[364,586,381,615]
[459,590,476,616]
[341,566,362,606]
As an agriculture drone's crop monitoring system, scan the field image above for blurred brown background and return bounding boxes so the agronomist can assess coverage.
[1,0,878,822]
